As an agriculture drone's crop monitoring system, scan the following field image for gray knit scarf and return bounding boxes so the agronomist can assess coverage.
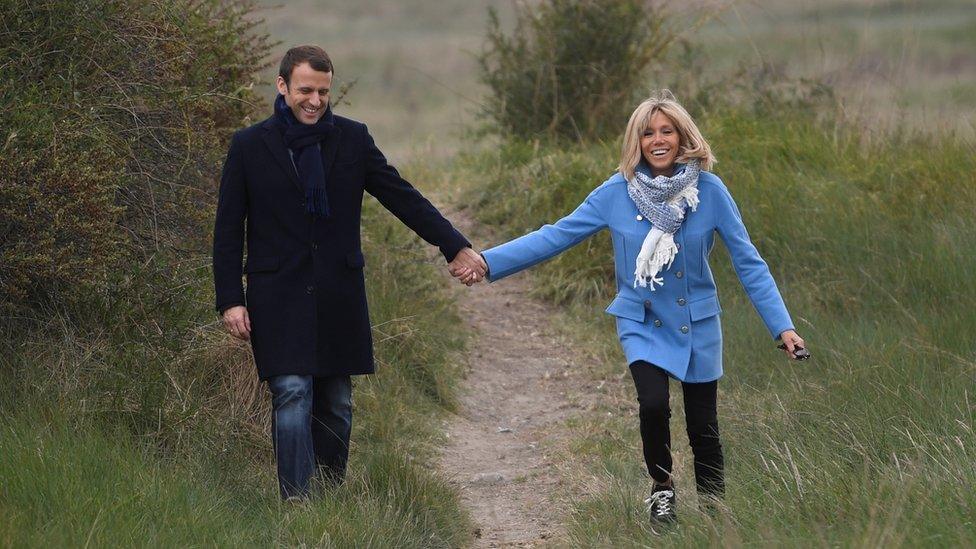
[626,159,701,289]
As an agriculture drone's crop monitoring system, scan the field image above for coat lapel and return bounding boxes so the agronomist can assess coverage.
[261,117,302,193]
[262,115,343,194]
[320,124,342,190]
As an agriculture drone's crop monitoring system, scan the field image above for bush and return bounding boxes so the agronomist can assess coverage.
[0,0,269,312]
[478,0,672,141]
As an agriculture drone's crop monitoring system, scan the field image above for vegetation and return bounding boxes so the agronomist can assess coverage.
[4,0,974,544]
[459,92,976,547]
[478,0,672,141]
[0,0,268,310]
[0,203,473,546]
[462,0,976,543]
[1,1,471,546]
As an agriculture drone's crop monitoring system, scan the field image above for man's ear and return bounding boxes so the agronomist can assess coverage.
[275,75,288,95]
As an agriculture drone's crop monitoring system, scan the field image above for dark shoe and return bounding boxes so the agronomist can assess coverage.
[644,484,677,524]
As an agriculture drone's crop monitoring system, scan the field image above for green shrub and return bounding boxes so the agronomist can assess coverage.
[0,0,269,312]
[477,0,672,141]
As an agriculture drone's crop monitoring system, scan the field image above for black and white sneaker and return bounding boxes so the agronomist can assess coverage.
[644,485,677,524]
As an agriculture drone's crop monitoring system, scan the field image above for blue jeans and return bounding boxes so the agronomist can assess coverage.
[267,374,352,499]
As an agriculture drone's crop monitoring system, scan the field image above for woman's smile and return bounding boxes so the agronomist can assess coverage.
[641,111,681,177]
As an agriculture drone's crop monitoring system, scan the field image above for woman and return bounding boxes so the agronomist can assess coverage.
[459,91,806,524]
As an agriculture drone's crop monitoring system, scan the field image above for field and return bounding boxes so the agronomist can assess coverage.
[256,0,975,162]
[3,0,974,546]
[454,113,976,544]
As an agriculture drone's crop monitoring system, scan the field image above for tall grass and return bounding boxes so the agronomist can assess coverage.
[2,0,473,544]
[460,105,976,545]
[0,183,473,547]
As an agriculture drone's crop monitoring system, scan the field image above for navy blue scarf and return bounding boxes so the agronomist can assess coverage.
[274,94,332,218]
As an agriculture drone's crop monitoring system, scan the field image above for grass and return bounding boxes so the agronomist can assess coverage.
[660,0,976,140]
[0,163,474,547]
[254,0,513,162]
[6,1,975,546]
[456,104,976,545]
[254,0,975,166]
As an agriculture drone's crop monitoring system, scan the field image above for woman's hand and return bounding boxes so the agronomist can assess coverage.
[779,330,806,359]
[448,248,487,286]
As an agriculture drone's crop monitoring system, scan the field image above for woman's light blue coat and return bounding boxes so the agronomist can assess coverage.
[482,167,794,382]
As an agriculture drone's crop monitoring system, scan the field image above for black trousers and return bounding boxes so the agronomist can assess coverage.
[629,360,724,497]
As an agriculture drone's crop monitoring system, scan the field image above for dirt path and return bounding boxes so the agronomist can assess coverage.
[437,211,591,548]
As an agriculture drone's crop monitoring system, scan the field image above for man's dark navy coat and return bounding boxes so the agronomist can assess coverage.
[212,111,469,379]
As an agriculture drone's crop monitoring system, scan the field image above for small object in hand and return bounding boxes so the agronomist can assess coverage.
[777,343,811,360]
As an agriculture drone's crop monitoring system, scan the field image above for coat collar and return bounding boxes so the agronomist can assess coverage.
[260,115,343,194]
[636,160,687,179]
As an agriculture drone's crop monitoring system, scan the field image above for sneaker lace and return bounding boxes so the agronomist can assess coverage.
[644,490,674,517]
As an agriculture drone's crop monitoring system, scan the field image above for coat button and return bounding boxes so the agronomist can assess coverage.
[311,243,319,250]
[675,271,684,279]
[643,299,652,309]
[636,214,643,221]
[306,285,315,294]
[653,319,662,327]
[680,325,689,334]
[677,298,686,306]
[676,243,681,250]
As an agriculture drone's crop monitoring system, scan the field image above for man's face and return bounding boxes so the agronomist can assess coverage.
[276,62,332,125]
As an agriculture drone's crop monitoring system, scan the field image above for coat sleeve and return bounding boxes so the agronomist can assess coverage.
[482,185,610,281]
[361,126,470,262]
[715,184,794,339]
[212,131,247,313]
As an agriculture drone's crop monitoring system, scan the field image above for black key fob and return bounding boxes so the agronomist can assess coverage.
[777,343,811,360]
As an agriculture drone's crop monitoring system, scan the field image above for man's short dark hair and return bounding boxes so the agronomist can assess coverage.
[279,45,333,86]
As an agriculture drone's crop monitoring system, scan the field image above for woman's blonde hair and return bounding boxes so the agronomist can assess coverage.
[618,90,716,181]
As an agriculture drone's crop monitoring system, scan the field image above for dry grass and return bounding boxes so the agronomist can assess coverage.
[253,0,974,164]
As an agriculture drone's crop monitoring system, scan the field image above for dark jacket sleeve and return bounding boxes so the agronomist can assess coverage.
[361,125,470,262]
[212,131,247,313]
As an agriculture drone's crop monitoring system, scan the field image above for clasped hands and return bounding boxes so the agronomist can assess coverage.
[449,247,487,286]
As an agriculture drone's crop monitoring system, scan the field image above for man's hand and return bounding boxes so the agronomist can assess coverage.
[449,247,487,286]
[222,305,252,341]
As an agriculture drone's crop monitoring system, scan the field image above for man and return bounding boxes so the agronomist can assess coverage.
[213,45,485,500]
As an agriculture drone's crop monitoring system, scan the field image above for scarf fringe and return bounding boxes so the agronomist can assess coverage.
[680,186,700,211]
[635,232,678,289]
[306,188,330,218]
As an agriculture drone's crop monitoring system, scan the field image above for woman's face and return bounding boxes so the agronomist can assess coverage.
[640,111,681,177]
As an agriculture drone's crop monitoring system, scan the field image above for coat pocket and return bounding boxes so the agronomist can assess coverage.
[604,295,647,323]
[346,251,366,269]
[244,256,279,273]
[689,294,722,321]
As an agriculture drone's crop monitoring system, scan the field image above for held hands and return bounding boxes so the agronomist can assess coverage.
[222,305,251,341]
[449,247,487,286]
[778,329,808,360]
